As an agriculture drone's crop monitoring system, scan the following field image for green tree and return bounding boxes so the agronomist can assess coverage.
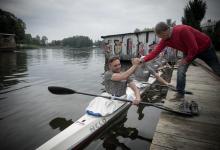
[182,0,207,30]
[62,36,93,48]
[41,36,48,46]
[0,9,26,43]
[134,28,141,33]
[142,27,154,32]
[166,19,176,27]
[32,35,41,45]
[94,40,103,47]
[24,33,32,44]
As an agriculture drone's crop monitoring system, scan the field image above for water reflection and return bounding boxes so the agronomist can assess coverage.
[83,107,152,150]
[49,117,73,131]
[0,48,169,150]
[100,113,152,150]
[0,52,28,90]
[0,48,105,150]
[49,105,152,150]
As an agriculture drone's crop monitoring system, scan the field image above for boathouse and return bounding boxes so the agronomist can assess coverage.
[101,30,159,61]
[0,33,16,52]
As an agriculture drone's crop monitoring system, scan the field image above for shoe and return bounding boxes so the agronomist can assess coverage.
[190,101,199,115]
[169,93,184,102]
[179,100,191,114]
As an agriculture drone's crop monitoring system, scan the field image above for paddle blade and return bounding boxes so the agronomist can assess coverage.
[48,86,76,95]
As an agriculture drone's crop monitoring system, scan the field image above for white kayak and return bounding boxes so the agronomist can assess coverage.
[37,76,157,150]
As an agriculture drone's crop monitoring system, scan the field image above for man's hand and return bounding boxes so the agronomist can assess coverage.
[140,56,145,63]
[132,98,141,105]
[132,58,141,66]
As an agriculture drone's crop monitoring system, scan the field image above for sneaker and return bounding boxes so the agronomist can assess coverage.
[179,100,191,114]
[169,93,184,102]
[190,101,199,115]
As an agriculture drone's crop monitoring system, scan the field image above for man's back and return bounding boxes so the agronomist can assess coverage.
[167,25,211,52]
[143,25,211,63]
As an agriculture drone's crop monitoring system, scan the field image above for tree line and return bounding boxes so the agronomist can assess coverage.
[0,9,48,46]
[50,36,93,48]
[0,9,25,43]
[0,9,102,48]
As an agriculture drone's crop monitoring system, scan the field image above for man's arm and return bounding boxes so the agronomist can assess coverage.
[111,58,139,81]
[141,41,166,62]
[128,81,141,105]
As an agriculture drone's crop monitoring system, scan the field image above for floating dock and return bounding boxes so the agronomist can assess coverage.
[150,60,220,150]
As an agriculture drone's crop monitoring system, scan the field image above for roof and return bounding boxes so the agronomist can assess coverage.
[101,30,154,39]
[0,33,15,36]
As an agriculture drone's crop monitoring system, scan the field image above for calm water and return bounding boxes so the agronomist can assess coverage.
[0,48,161,150]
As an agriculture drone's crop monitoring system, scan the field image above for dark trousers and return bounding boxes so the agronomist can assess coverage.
[176,44,220,95]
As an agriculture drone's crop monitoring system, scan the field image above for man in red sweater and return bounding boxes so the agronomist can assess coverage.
[141,22,220,100]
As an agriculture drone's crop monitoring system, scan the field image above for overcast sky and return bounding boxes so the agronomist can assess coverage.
[0,0,219,42]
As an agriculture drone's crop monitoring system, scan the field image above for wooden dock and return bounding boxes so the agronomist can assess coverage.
[150,62,220,150]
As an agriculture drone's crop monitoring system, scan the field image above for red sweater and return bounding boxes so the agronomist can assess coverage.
[143,25,211,63]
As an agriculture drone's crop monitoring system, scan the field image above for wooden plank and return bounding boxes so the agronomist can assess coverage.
[165,90,220,125]
[151,132,220,150]
[155,113,220,145]
[185,83,220,93]
[151,65,220,150]
[150,143,175,150]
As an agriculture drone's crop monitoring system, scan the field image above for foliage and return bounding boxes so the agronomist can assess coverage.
[182,0,207,30]
[23,34,48,46]
[41,36,48,46]
[166,19,176,27]
[62,36,93,48]
[49,40,62,46]
[0,9,26,43]
[93,40,103,47]
[142,27,154,32]
[134,28,141,33]
[23,34,32,44]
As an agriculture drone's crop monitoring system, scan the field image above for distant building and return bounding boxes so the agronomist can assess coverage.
[101,30,159,61]
[0,33,16,52]
[201,19,217,32]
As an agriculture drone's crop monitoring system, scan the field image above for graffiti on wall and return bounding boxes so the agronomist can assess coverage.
[114,40,122,55]
[104,40,112,54]
[127,38,132,55]
[138,42,144,56]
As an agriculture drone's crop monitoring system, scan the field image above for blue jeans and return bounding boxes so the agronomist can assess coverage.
[176,44,220,95]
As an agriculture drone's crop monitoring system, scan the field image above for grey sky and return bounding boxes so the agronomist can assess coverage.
[0,0,219,42]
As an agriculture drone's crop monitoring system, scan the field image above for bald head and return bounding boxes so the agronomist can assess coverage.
[155,22,169,35]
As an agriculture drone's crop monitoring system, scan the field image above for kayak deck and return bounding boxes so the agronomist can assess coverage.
[37,76,157,150]
[37,55,169,150]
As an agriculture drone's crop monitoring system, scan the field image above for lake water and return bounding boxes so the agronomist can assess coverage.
[0,48,162,150]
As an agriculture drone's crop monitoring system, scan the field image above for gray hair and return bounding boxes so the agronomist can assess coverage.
[155,22,169,34]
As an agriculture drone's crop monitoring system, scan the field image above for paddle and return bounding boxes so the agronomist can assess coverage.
[148,67,193,95]
[145,65,193,95]
[48,86,193,116]
[161,84,193,95]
